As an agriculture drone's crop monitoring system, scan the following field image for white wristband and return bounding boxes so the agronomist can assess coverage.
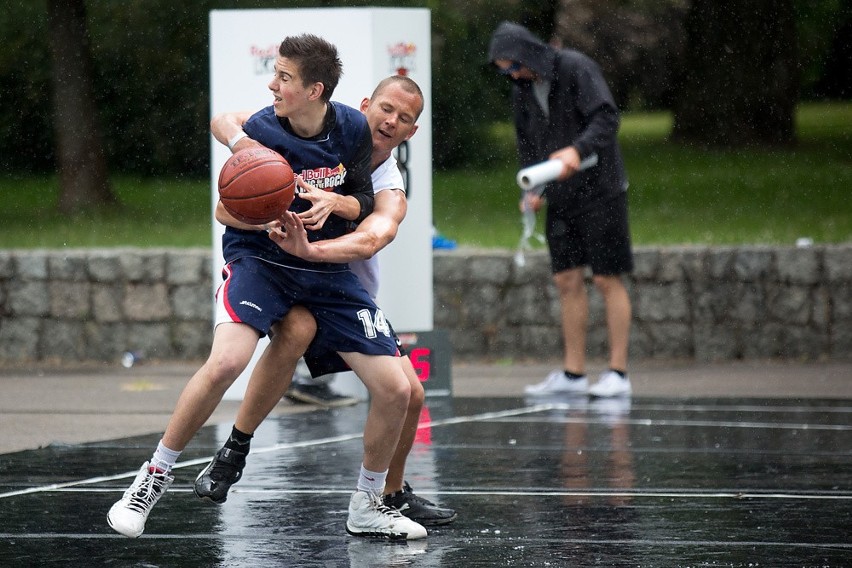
[227,131,248,151]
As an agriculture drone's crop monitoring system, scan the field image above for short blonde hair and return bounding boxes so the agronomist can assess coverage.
[371,75,424,120]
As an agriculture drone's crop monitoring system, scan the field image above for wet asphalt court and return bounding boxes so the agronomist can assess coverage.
[1,386,851,567]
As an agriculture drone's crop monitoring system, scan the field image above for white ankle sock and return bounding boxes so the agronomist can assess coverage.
[151,440,181,472]
[356,464,387,496]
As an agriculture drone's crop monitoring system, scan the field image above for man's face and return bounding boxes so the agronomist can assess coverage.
[360,82,421,157]
[267,56,312,117]
[494,58,536,81]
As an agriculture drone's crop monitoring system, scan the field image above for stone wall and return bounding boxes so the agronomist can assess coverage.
[0,248,213,364]
[0,245,849,364]
[435,245,851,362]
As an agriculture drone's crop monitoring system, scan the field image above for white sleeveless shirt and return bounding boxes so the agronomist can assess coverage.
[349,153,405,299]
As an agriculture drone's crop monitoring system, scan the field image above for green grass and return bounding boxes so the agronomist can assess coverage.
[0,176,214,249]
[1,102,849,249]
[433,101,852,248]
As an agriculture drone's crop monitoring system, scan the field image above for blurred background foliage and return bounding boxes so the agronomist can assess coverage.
[0,0,848,177]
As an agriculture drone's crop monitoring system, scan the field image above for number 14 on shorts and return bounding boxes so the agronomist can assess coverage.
[357,309,391,338]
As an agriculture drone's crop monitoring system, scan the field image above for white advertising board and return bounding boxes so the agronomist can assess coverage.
[209,8,433,399]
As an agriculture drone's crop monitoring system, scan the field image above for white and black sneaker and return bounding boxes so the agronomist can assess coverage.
[193,446,247,504]
[524,370,588,395]
[589,370,632,398]
[383,482,457,526]
[107,461,174,538]
[346,490,427,540]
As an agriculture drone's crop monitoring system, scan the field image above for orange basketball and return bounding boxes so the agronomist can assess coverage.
[218,147,296,225]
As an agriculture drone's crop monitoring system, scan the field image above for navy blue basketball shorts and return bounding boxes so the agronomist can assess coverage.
[303,318,408,378]
[214,256,398,357]
[546,192,634,275]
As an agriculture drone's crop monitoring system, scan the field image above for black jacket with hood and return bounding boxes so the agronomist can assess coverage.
[488,21,627,216]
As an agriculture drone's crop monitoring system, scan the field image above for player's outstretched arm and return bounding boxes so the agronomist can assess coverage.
[212,111,276,232]
[270,188,407,262]
[211,111,255,153]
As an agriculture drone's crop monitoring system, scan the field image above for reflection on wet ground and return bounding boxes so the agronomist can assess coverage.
[1,395,850,567]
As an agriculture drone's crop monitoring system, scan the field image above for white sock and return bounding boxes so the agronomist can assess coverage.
[151,440,181,472]
[356,464,387,497]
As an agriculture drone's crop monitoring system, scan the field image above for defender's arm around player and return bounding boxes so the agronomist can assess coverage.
[108,37,427,541]
[202,76,457,527]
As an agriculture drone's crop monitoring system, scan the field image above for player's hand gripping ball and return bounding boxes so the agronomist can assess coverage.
[218,147,296,225]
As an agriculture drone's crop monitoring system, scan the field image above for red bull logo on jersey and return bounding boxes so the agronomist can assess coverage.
[297,163,347,191]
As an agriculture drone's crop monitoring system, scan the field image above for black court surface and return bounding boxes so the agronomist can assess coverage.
[1,394,851,567]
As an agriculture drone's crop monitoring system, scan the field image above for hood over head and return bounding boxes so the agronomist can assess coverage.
[487,21,556,81]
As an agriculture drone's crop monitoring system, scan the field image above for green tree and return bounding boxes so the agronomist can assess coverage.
[1,0,846,179]
[553,0,689,110]
[671,0,799,146]
[0,4,52,174]
[47,0,115,213]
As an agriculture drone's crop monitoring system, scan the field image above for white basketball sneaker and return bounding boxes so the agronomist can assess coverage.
[589,370,632,398]
[107,461,174,538]
[346,490,427,540]
[524,370,588,395]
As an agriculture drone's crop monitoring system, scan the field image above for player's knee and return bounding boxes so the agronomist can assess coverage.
[592,274,624,295]
[553,269,585,295]
[394,376,412,400]
[203,351,249,386]
[271,325,313,354]
[379,374,411,409]
[408,379,425,412]
[275,308,317,350]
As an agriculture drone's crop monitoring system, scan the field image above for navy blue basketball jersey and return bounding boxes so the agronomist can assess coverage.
[222,102,373,271]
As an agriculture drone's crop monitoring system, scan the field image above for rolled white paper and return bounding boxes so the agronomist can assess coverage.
[516,159,564,191]
[516,153,599,191]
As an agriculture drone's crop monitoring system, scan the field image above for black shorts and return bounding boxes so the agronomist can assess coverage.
[546,192,633,275]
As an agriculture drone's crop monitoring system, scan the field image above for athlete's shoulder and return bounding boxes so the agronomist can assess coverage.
[330,101,362,118]
[371,154,405,194]
[246,106,276,123]
[331,101,369,129]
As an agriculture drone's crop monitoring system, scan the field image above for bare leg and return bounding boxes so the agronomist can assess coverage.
[340,352,410,473]
[384,355,425,494]
[592,274,631,371]
[107,322,259,538]
[234,306,316,435]
[161,322,260,451]
[553,267,588,375]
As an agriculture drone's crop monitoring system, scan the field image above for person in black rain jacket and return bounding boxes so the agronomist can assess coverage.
[489,21,634,398]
